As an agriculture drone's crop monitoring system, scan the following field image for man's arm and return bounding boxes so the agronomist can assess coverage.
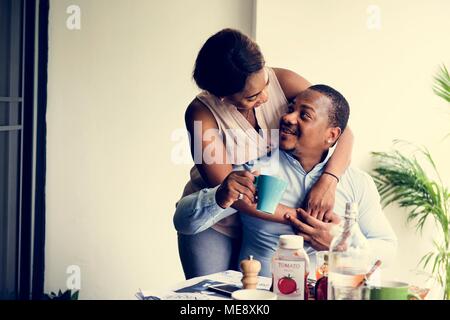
[357,172,398,267]
[234,202,295,224]
[284,172,397,264]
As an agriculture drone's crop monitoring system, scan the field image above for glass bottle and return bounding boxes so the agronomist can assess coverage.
[327,202,371,300]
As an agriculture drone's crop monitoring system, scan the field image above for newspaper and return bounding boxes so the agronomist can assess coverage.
[136,270,272,300]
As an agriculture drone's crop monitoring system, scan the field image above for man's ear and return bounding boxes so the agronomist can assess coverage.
[327,127,342,145]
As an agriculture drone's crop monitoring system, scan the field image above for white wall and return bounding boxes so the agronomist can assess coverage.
[46,0,254,299]
[256,0,450,295]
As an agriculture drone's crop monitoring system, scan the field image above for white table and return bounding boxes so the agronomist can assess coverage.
[137,270,272,300]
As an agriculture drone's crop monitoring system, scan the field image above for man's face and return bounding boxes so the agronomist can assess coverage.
[279,89,336,154]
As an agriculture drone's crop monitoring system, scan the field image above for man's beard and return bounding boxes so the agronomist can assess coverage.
[282,145,297,153]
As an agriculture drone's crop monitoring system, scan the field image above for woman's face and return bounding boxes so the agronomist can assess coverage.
[224,68,270,110]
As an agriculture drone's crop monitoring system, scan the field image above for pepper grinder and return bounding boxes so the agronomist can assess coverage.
[240,255,261,289]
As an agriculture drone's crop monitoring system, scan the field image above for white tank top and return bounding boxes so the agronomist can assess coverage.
[180,67,289,238]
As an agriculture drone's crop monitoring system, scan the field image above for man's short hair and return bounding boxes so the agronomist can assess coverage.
[308,84,350,132]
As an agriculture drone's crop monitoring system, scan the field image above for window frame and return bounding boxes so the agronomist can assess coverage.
[0,0,48,300]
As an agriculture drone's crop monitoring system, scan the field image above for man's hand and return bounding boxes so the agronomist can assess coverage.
[278,204,298,221]
[215,171,258,209]
[305,173,338,222]
[285,208,340,251]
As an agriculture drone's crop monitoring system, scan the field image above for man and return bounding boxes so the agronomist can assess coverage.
[174,84,397,277]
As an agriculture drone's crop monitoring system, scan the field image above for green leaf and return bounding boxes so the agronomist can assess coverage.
[432,254,440,275]
[433,64,450,103]
[419,251,435,269]
[71,290,79,300]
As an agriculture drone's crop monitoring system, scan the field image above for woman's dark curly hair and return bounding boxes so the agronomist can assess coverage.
[193,28,265,97]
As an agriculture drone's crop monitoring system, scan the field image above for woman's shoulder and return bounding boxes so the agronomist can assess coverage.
[185,97,218,129]
[271,67,311,100]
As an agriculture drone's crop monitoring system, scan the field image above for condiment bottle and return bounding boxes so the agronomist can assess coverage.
[272,235,310,300]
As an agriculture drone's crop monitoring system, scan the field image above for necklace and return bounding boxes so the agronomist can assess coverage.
[235,105,257,127]
[236,107,252,119]
[243,109,252,120]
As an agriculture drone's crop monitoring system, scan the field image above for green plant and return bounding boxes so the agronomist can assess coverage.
[42,289,79,300]
[371,143,449,299]
[371,64,450,299]
[433,64,450,140]
[433,64,450,103]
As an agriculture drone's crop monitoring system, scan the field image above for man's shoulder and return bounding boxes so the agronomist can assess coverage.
[339,166,381,204]
[236,148,283,172]
[342,166,376,186]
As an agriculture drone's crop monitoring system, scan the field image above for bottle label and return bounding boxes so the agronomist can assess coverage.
[273,259,305,299]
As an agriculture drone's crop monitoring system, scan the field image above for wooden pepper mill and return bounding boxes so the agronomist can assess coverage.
[240,255,261,289]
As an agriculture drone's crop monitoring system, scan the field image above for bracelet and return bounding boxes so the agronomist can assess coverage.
[323,171,339,183]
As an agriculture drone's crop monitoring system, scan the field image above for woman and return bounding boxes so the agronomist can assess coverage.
[176,28,353,279]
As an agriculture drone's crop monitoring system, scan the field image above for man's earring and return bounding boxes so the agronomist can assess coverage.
[327,139,332,144]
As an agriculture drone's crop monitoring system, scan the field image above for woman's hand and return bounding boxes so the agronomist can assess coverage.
[215,171,258,209]
[305,174,338,222]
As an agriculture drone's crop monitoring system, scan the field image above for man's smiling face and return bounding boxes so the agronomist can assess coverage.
[279,89,335,155]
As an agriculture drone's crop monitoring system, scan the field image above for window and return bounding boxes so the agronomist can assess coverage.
[0,0,47,300]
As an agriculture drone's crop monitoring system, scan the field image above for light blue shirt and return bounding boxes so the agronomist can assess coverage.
[174,149,397,277]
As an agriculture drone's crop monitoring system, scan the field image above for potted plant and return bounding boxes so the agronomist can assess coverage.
[42,289,79,300]
[371,65,450,299]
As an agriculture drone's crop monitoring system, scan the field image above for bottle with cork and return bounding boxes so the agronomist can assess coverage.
[328,202,371,300]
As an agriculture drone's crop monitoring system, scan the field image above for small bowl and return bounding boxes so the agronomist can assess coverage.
[231,289,277,300]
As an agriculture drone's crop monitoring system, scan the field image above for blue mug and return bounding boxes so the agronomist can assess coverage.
[254,175,288,214]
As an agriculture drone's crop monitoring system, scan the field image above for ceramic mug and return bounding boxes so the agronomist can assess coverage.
[254,175,288,214]
[370,281,409,300]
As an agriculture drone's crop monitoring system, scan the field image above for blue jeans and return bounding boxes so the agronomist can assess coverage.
[177,228,241,280]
